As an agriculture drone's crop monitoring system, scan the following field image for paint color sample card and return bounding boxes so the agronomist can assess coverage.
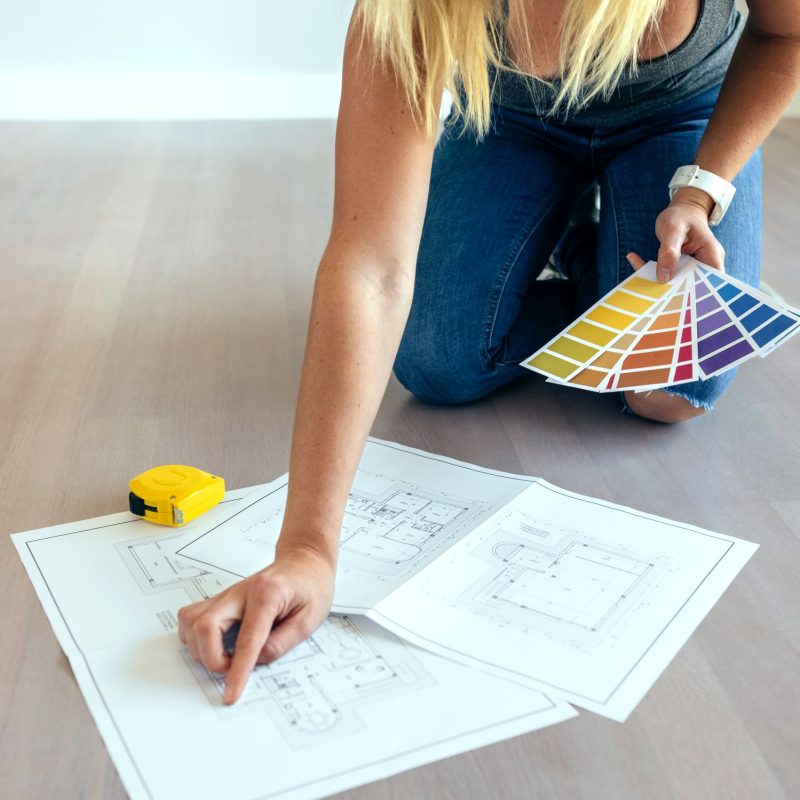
[522,256,800,392]
[12,488,574,800]
[178,439,757,722]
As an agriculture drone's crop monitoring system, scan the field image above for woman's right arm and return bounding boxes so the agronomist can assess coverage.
[178,14,441,703]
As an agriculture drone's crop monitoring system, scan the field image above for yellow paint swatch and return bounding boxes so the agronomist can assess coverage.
[548,337,598,363]
[605,291,654,315]
[626,276,672,299]
[527,352,578,379]
[586,305,637,330]
[566,321,618,347]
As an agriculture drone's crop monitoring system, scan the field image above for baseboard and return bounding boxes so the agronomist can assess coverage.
[0,72,342,120]
[0,72,797,121]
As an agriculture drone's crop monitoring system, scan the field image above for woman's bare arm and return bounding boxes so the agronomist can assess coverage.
[655,0,800,279]
[179,14,440,703]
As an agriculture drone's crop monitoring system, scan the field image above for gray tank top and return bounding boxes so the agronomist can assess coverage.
[490,0,743,125]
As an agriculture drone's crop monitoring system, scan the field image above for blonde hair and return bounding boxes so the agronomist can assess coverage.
[353,0,668,139]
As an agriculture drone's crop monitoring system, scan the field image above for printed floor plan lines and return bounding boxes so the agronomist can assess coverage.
[443,506,675,650]
[339,478,489,575]
[117,534,228,602]
[186,616,434,748]
[464,532,662,646]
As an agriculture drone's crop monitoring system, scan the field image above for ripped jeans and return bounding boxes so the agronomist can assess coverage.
[394,84,762,412]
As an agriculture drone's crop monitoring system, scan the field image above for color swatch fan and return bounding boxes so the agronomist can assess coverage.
[522,256,800,392]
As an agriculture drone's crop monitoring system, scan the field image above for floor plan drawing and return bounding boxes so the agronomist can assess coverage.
[459,514,670,649]
[338,474,489,577]
[117,534,229,602]
[188,470,494,602]
[186,616,435,748]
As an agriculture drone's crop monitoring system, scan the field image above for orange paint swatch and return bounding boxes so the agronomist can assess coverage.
[621,348,674,370]
[648,312,682,331]
[616,367,671,388]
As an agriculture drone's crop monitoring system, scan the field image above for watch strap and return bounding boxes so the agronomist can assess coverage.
[668,165,736,227]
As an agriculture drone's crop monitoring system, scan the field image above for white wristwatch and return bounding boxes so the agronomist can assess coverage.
[668,165,736,227]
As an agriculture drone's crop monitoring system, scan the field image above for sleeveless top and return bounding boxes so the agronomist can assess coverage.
[489,0,743,125]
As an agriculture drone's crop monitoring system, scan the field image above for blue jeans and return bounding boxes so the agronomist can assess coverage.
[394,84,762,411]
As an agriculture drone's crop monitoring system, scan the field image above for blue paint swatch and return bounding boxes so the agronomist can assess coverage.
[716,283,742,303]
[729,293,759,317]
[752,314,797,348]
[740,304,778,333]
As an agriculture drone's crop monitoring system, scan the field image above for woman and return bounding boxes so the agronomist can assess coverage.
[179,0,800,703]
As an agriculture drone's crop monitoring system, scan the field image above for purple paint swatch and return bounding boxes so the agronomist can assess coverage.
[700,339,754,374]
[697,324,741,358]
[696,293,721,318]
[697,308,733,337]
[694,280,711,299]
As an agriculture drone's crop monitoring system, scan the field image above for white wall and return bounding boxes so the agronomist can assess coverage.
[0,0,796,119]
[0,0,355,118]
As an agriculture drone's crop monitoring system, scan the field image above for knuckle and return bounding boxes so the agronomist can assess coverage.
[250,572,276,594]
[194,615,217,635]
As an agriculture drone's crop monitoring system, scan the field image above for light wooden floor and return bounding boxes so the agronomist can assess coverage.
[1,119,798,799]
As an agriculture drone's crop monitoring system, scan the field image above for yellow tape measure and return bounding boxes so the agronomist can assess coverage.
[129,465,225,527]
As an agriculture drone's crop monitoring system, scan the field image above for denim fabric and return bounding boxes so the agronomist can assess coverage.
[393,84,762,411]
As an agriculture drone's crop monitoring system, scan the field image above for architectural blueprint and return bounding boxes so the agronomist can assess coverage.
[458,516,671,649]
[11,483,574,800]
[369,481,757,720]
[177,439,757,721]
[179,439,534,612]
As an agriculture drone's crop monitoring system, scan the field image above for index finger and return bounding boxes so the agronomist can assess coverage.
[223,599,279,705]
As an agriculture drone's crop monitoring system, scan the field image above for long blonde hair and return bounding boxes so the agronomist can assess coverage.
[353,0,668,139]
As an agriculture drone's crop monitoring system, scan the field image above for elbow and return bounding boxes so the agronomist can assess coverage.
[316,248,416,308]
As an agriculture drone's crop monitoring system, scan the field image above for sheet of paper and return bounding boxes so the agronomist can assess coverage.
[367,480,757,721]
[177,440,756,721]
[178,438,535,613]
[12,495,575,800]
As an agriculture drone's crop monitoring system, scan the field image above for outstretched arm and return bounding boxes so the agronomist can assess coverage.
[179,13,441,703]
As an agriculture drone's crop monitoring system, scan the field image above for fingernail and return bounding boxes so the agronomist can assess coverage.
[658,270,670,282]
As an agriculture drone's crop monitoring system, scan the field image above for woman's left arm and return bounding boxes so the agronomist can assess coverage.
[653,0,800,281]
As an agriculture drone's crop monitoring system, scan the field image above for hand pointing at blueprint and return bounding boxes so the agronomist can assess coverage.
[178,545,335,704]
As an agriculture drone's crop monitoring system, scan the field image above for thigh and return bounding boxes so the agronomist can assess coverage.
[598,131,761,294]
[596,101,762,409]
[395,109,591,404]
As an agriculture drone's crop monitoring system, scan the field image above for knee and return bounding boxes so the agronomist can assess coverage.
[624,390,707,424]
[393,344,491,406]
